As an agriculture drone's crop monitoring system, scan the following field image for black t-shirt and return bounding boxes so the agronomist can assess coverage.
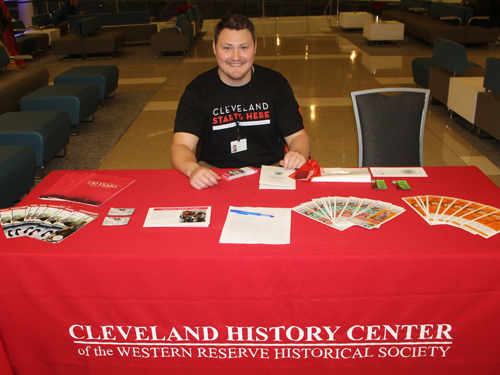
[174,64,304,168]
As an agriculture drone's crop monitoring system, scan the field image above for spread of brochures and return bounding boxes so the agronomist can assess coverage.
[259,165,296,190]
[403,195,500,238]
[370,167,428,177]
[293,196,405,231]
[0,205,99,243]
[39,172,135,206]
[220,206,291,244]
[311,168,371,183]
[143,207,211,227]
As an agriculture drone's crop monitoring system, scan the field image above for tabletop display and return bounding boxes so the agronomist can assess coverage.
[0,166,499,375]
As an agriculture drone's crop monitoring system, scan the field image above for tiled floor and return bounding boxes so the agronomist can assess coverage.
[38,15,500,186]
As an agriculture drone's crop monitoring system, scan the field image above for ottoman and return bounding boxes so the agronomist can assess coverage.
[0,145,36,209]
[0,111,71,177]
[412,57,436,89]
[54,65,119,106]
[19,84,99,135]
[14,35,37,56]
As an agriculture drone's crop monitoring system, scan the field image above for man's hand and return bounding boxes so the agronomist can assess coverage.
[172,132,222,190]
[189,166,221,190]
[281,129,311,170]
[280,150,307,170]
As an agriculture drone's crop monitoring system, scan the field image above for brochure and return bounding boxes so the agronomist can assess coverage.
[222,167,258,181]
[0,205,98,243]
[39,172,135,206]
[311,168,371,183]
[402,195,500,238]
[143,206,211,227]
[259,165,296,190]
[293,196,406,231]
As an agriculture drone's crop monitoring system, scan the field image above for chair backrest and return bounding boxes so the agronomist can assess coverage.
[176,14,188,32]
[0,46,10,70]
[483,57,500,95]
[12,20,25,30]
[432,37,469,74]
[73,17,101,37]
[31,13,53,27]
[351,88,430,167]
[192,4,199,19]
[185,9,193,24]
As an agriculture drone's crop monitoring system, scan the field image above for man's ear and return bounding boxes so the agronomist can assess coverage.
[255,39,257,53]
[213,39,216,55]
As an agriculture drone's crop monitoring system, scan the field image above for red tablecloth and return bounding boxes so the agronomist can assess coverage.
[1,167,499,374]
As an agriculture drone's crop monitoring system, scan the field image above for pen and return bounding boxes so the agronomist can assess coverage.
[230,209,274,218]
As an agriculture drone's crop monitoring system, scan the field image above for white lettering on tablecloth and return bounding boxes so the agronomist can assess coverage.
[69,323,454,361]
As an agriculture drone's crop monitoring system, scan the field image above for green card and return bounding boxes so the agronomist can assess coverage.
[392,180,411,190]
[371,180,388,190]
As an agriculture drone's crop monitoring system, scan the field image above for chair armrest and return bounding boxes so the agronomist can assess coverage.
[439,16,462,26]
[468,16,490,26]
[161,26,182,34]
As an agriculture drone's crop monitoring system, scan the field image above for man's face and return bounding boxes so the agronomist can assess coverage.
[213,28,256,87]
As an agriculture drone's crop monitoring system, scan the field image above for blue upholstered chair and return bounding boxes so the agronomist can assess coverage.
[149,14,190,56]
[0,145,36,208]
[428,37,484,107]
[192,5,204,37]
[474,57,500,141]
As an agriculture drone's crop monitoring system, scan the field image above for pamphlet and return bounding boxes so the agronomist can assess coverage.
[143,206,211,227]
[402,195,500,238]
[0,205,98,243]
[39,172,135,207]
[311,168,371,183]
[293,196,405,231]
[259,165,296,190]
[222,167,258,181]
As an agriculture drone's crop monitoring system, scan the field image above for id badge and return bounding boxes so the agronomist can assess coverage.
[231,138,247,153]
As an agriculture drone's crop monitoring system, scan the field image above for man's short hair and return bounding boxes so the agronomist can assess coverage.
[214,14,256,45]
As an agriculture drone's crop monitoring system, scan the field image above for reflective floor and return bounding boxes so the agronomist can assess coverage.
[38,16,500,186]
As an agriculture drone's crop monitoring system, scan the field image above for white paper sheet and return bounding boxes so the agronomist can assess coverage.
[311,168,372,182]
[370,167,428,177]
[219,206,291,244]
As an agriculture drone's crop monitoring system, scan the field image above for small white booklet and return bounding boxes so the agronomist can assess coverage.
[311,168,371,183]
[220,206,291,244]
[259,165,296,190]
[370,167,427,177]
[143,206,211,227]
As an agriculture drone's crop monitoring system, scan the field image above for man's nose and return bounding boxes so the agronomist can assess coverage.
[231,49,240,60]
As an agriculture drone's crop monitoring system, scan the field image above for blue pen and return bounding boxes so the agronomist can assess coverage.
[230,209,274,218]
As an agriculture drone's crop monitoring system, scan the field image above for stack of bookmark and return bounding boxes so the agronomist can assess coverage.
[403,195,500,238]
[293,196,405,231]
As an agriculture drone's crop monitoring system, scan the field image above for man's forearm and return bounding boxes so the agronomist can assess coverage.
[288,132,311,160]
[171,144,200,178]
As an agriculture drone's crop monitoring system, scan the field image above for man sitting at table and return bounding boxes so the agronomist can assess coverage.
[171,14,310,190]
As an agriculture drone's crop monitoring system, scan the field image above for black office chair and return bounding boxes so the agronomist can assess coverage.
[350,88,430,167]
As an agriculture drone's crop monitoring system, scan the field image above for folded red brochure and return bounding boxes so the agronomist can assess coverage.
[40,172,135,207]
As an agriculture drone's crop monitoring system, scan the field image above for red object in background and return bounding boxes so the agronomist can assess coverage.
[175,4,193,14]
[0,0,26,68]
